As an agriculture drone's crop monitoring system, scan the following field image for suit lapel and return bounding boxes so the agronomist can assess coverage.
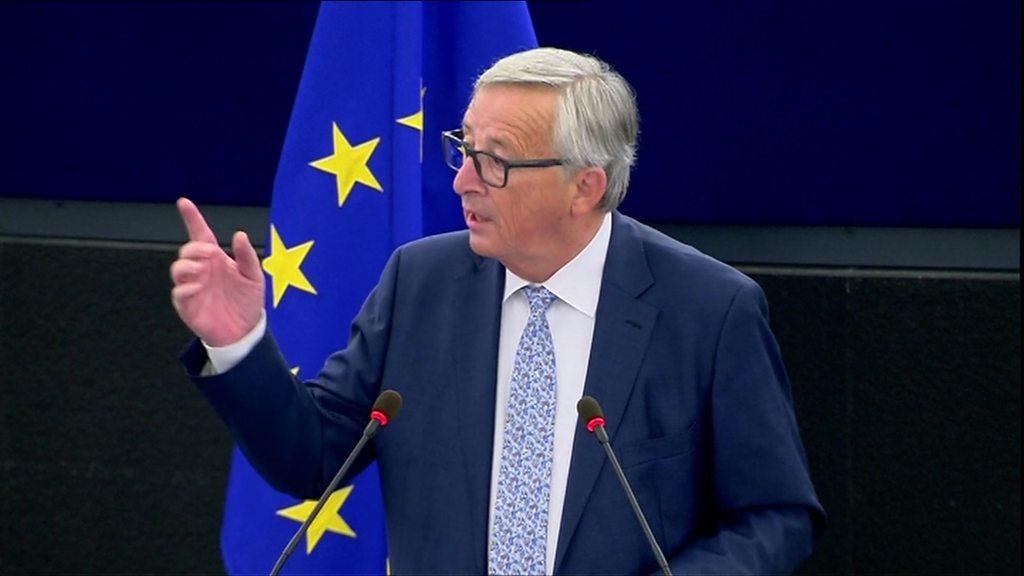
[452,253,504,573]
[554,213,658,573]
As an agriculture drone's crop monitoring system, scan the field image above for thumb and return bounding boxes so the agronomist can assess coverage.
[232,231,263,281]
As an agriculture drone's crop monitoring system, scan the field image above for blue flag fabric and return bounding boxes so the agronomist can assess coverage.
[219,2,536,574]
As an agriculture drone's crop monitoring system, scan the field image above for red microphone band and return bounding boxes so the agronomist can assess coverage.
[370,410,389,427]
[586,416,605,433]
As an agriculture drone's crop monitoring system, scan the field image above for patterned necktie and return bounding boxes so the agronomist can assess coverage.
[489,285,558,576]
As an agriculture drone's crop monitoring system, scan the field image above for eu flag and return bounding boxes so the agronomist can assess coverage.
[219,2,536,573]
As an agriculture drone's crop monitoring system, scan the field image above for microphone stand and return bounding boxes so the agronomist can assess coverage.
[269,419,381,576]
[592,424,672,576]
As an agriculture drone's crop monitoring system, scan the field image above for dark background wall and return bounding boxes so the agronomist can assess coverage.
[1,241,1017,574]
[0,0,1019,227]
[0,1,1020,574]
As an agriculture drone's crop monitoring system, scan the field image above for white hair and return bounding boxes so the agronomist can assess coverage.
[474,47,639,211]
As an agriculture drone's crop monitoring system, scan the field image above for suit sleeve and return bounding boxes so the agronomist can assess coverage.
[666,280,826,574]
[180,248,403,500]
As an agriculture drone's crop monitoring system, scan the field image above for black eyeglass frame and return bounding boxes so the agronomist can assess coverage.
[441,129,566,188]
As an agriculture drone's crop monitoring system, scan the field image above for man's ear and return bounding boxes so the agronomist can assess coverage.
[571,166,608,215]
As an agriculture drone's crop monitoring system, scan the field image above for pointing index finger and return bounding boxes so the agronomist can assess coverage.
[177,197,218,244]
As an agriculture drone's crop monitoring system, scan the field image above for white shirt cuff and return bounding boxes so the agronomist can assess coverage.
[201,310,268,375]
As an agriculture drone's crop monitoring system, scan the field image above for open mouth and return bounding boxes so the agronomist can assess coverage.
[465,209,490,224]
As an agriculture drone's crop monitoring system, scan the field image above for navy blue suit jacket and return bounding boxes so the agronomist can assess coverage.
[185,212,825,574]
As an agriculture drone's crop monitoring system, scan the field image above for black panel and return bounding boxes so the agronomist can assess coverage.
[1,240,1019,574]
[842,277,1020,573]
[752,271,1022,574]
[754,274,853,574]
[0,240,232,574]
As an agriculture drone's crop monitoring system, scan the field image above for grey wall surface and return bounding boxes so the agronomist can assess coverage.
[0,237,1019,574]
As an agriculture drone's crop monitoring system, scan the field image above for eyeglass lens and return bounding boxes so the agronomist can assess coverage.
[444,135,505,187]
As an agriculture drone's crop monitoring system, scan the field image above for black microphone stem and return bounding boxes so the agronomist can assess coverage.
[269,419,380,576]
[597,428,672,576]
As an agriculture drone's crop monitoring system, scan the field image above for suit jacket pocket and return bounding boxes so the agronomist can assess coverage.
[617,429,694,469]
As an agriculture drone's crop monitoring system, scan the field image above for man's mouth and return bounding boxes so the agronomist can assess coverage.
[465,209,490,224]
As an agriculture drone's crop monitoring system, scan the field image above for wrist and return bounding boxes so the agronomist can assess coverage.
[203,311,268,374]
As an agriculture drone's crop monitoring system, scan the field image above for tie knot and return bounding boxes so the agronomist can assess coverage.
[524,285,556,314]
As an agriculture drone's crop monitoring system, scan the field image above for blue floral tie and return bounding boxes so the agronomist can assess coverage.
[489,286,558,575]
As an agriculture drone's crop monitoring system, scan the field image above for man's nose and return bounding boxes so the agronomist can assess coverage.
[453,159,483,196]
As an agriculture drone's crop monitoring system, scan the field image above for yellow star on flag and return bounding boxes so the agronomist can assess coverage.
[309,122,383,207]
[396,85,425,131]
[262,224,317,308]
[397,85,426,161]
[276,485,357,554]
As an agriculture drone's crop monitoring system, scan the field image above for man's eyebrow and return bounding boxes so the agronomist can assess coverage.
[460,122,517,153]
[487,135,512,150]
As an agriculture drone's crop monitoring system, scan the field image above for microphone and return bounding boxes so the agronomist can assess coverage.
[270,390,403,576]
[577,396,672,576]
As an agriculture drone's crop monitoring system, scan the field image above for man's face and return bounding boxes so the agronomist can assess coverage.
[454,84,577,274]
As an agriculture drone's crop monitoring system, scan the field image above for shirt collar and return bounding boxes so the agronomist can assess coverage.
[502,212,612,318]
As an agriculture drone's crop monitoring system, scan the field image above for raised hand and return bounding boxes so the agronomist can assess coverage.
[170,197,265,346]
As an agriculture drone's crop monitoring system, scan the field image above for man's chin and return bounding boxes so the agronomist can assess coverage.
[467,233,497,259]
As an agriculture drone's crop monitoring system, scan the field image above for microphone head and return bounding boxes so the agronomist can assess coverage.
[370,390,403,426]
[577,396,606,433]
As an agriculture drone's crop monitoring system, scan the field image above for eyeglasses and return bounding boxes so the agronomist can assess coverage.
[441,129,565,188]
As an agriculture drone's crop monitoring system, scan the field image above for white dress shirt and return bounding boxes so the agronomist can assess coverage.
[487,212,612,575]
[204,212,613,574]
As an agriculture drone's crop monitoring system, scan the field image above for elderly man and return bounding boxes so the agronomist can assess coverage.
[173,48,824,574]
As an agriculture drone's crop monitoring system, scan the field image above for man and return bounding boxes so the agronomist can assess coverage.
[173,48,824,574]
